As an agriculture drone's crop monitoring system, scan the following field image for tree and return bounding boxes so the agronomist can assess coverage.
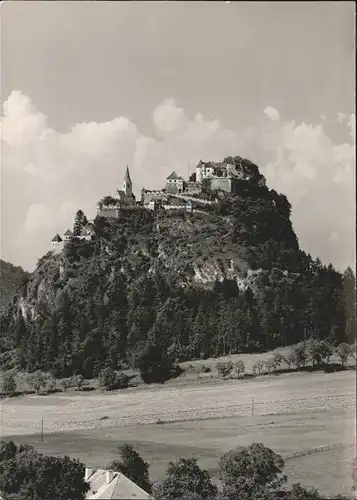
[233,360,246,379]
[136,342,174,384]
[271,352,284,371]
[61,378,71,392]
[335,343,352,368]
[107,444,152,493]
[27,371,48,395]
[292,343,307,369]
[218,443,286,500]
[342,267,356,343]
[99,367,117,390]
[265,358,276,374]
[2,372,17,397]
[307,340,333,367]
[253,360,265,376]
[283,349,295,370]
[0,440,89,500]
[99,368,129,391]
[282,482,326,499]
[70,374,86,391]
[73,209,88,237]
[216,361,233,379]
[153,457,218,500]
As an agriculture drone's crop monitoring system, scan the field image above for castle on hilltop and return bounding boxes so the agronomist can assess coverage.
[50,157,267,247]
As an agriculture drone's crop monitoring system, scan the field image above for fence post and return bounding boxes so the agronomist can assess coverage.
[41,417,44,442]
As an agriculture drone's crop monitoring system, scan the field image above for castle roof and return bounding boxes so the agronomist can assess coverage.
[167,171,180,180]
[124,165,132,183]
[64,229,73,236]
[52,234,62,242]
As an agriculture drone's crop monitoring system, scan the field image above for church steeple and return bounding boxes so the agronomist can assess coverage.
[122,165,132,196]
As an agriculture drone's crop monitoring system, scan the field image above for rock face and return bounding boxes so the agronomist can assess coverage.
[0,159,349,377]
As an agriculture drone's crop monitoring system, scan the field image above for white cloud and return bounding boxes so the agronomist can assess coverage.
[0,91,355,272]
[264,106,280,122]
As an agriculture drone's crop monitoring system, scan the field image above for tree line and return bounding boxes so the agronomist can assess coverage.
[0,439,355,499]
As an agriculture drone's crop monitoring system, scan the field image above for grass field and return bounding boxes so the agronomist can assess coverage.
[1,370,356,497]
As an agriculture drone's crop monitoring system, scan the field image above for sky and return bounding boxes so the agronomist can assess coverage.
[0,1,355,272]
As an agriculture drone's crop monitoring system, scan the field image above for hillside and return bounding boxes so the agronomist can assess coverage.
[0,158,355,378]
[0,260,29,311]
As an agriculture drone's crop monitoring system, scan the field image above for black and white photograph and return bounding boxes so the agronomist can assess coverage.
[0,1,356,499]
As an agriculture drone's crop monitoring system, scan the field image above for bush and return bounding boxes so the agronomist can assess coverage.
[70,374,86,391]
[200,365,212,373]
[253,360,265,375]
[99,368,129,391]
[307,339,333,366]
[233,360,246,379]
[2,372,17,396]
[27,371,48,395]
[271,352,284,370]
[99,367,116,390]
[335,343,352,367]
[216,361,233,379]
[265,358,276,374]
[136,343,175,384]
[61,378,71,392]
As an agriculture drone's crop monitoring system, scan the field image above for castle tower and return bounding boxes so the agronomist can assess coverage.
[122,165,133,197]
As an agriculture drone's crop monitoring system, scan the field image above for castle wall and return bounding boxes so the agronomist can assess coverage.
[142,190,168,205]
[210,177,232,192]
[165,182,183,194]
[184,182,201,194]
[97,208,120,218]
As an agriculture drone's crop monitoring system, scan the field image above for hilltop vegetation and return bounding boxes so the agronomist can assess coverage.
[0,158,355,379]
[0,260,29,311]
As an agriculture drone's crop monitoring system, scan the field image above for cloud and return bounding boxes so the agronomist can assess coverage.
[0,91,355,272]
[264,106,280,122]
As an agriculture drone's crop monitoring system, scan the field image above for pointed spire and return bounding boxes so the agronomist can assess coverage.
[124,165,132,184]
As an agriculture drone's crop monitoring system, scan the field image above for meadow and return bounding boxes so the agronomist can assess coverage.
[1,370,355,497]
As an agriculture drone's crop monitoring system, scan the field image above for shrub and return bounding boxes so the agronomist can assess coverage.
[200,365,212,373]
[99,367,117,390]
[292,342,307,369]
[61,378,71,392]
[307,339,333,366]
[283,349,296,370]
[265,358,276,374]
[136,343,175,384]
[233,360,246,379]
[70,374,86,391]
[2,372,17,396]
[335,343,352,367]
[253,360,265,375]
[27,371,48,395]
[216,361,233,379]
[271,352,284,370]
[99,368,129,391]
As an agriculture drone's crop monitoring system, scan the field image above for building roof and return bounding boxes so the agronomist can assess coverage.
[64,229,73,236]
[85,469,151,499]
[52,234,62,242]
[166,171,179,180]
[124,165,132,184]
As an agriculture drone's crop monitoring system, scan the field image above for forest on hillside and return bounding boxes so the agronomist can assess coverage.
[0,162,355,379]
